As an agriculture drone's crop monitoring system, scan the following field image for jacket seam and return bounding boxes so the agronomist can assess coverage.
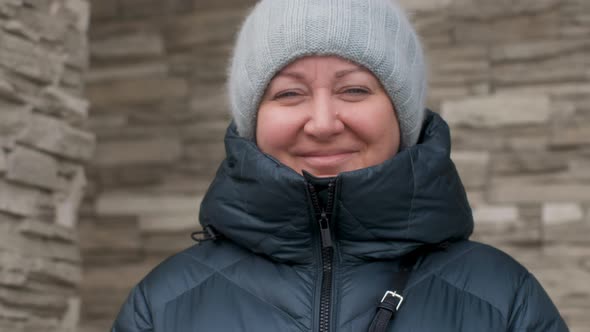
[174,252,308,332]
[434,276,508,327]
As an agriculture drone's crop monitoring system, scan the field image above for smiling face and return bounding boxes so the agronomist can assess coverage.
[256,56,400,177]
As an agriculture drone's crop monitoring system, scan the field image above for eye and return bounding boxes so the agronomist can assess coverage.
[342,87,370,95]
[273,90,302,100]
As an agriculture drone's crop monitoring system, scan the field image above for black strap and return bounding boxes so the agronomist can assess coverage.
[190,225,222,243]
[368,242,450,332]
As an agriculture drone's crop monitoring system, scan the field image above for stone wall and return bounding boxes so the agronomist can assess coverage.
[82,0,590,331]
[0,0,93,331]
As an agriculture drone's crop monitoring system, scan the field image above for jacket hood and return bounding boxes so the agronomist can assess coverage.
[199,110,473,264]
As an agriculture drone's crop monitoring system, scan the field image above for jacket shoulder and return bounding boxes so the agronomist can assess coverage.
[419,241,567,331]
[111,240,252,331]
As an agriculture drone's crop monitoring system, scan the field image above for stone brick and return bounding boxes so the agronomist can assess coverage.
[0,101,32,138]
[18,4,72,41]
[492,58,588,87]
[0,287,68,315]
[441,94,551,128]
[5,146,61,190]
[41,86,89,120]
[550,124,590,147]
[495,82,590,97]
[0,224,80,262]
[451,0,562,20]
[0,32,65,83]
[87,77,188,107]
[143,231,193,254]
[17,218,78,243]
[569,159,590,180]
[93,137,182,166]
[491,152,569,175]
[164,8,246,49]
[0,180,41,216]
[473,204,519,224]
[17,113,96,161]
[86,61,169,83]
[3,19,41,41]
[451,150,490,189]
[54,165,86,228]
[139,206,202,232]
[453,11,561,44]
[489,180,590,203]
[79,217,142,264]
[64,0,90,32]
[96,192,198,216]
[0,251,28,286]
[491,39,589,62]
[63,27,89,69]
[28,258,82,285]
[542,203,584,225]
[398,0,452,11]
[90,31,164,59]
[0,0,23,17]
[89,0,119,21]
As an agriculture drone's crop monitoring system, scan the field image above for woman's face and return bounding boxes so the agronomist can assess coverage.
[257,56,400,177]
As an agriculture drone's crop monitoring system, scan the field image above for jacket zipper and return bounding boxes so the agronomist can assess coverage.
[307,181,336,332]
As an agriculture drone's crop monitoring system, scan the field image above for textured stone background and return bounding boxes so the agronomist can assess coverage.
[0,0,94,331]
[72,0,590,331]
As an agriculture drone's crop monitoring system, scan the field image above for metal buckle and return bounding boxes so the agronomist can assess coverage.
[381,291,404,311]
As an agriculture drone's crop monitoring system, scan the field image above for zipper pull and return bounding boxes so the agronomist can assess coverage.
[319,211,333,248]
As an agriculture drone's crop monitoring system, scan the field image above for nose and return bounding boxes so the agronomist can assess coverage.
[303,94,344,140]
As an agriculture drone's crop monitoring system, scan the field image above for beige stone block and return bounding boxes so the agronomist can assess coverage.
[495,82,590,97]
[488,180,590,204]
[0,180,41,216]
[96,191,199,216]
[551,125,590,147]
[0,224,81,262]
[64,0,90,32]
[79,217,142,264]
[17,218,77,243]
[542,203,584,225]
[90,0,119,20]
[453,11,561,44]
[0,0,22,16]
[164,9,246,49]
[569,159,590,180]
[0,287,68,315]
[17,5,69,42]
[0,32,65,83]
[86,61,169,83]
[473,204,519,224]
[441,94,551,128]
[491,39,589,62]
[91,31,164,59]
[41,86,89,119]
[0,149,6,174]
[0,101,32,138]
[93,137,182,166]
[3,19,41,41]
[54,166,86,228]
[143,231,194,254]
[492,61,588,87]
[5,146,61,190]
[18,113,96,161]
[451,150,490,189]
[491,152,568,175]
[0,251,28,286]
[451,0,562,19]
[87,77,188,106]
[63,27,89,69]
[139,202,202,232]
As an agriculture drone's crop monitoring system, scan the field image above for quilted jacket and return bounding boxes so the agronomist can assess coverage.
[112,111,568,332]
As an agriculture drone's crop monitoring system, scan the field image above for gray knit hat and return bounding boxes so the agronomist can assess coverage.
[228,0,427,149]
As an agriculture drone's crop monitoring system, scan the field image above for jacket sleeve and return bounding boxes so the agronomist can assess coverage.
[111,283,154,332]
[508,272,569,332]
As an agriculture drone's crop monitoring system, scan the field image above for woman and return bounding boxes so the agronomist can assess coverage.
[112,0,568,331]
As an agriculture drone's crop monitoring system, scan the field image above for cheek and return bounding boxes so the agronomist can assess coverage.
[256,107,301,154]
[345,101,400,147]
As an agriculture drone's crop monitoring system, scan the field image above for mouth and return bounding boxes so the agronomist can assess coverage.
[297,151,358,171]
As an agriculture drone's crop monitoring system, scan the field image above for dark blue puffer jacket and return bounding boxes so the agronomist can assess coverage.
[112,111,568,332]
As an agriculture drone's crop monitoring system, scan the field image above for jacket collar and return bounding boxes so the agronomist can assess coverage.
[199,111,473,264]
